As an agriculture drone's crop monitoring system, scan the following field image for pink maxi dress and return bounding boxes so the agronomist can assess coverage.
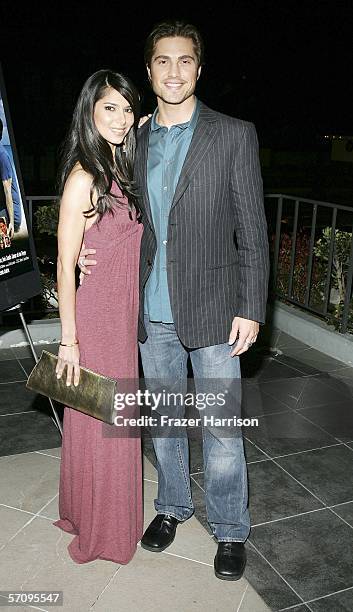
[54,183,144,564]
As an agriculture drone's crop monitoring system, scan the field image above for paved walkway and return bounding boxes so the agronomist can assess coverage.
[0,448,269,611]
[1,328,353,610]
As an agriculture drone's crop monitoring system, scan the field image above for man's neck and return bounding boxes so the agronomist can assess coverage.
[156,95,197,128]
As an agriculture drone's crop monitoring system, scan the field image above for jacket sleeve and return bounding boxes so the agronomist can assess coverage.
[230,122,270,324]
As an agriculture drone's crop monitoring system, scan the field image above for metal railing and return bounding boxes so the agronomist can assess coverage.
[6,194,353,335]
[265,194,353,334]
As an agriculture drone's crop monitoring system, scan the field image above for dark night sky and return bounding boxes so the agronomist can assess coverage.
[1,0,353,154]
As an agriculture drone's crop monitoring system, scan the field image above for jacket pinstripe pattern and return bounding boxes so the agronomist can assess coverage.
[135,102,270,348]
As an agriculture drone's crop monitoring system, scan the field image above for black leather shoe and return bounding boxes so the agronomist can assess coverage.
[214,542,246,580]
[141,514,180,552]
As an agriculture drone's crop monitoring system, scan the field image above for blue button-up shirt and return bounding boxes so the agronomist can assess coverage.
[144,99,200,323]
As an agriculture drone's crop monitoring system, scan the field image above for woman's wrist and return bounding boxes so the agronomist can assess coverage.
[60,340,79,347]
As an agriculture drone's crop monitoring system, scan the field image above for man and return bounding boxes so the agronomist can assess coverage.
[0,118,22,237]
[80,20,269,580]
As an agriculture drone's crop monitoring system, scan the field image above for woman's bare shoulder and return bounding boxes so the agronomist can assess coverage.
[60,165,95,216]
[65,163,93,191]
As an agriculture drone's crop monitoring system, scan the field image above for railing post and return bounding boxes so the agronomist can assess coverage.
[322,208,337,315]
[287,199,299,299]
[304,204,317,307]
[340,225,353,334]
[272,196,283,293]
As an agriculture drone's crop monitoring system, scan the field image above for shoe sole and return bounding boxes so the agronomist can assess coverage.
[214,569,244,581]
[140,537,176,553]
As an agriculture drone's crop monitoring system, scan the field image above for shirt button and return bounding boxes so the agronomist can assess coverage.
[163,240,167,245]
[163,186,167,191]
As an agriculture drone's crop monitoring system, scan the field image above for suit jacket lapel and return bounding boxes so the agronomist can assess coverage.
[171,103,219,210]
[137,122,154,228]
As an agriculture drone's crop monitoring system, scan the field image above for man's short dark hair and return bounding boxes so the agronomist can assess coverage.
[144,20,204,68]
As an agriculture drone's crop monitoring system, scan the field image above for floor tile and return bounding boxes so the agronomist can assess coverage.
[329,501,353,527]
[280,606,311,611]
[329,367,353,392]
[297,400,353,441]
[309,587,353,611]
[0,348,17,361]
[0,516,118,611]
[0,411,62,456]
[0,382,49,416]
[283,348,348,373]
[12,342,59,360]
[142,453,158,481]
[244,438,270,463]
[0,605,32,611]
[248,461,324,525]
[242,382,293,418]
[91,545,252,612]
[259,378,307,410]
[245,544,303,610]
[276,445,353,505]
[36,446,62,459]
[17,357,37,376]
[0,505,34,548]
[250,509,353,601]
[237,581,272,611]
[38,495,59,521]
[0,451,60,513]
[294,375,351,410]
[245,411,336,458]
[275,332,311,351]
[0,359,27,383]
[311,370,353,400]
[275,354,321,376]
[257,359,308,382]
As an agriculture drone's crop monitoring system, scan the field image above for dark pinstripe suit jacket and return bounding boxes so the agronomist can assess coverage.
[135,101,270,348]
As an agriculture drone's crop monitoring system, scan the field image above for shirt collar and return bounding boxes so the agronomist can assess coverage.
[150,98,200,132]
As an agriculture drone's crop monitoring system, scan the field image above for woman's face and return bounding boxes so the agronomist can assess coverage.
[93,87,134,150]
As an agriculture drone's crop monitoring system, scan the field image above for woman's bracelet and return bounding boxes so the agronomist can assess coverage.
[60,341,79,347]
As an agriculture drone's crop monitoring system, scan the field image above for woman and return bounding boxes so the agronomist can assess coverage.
[53,70,143,564]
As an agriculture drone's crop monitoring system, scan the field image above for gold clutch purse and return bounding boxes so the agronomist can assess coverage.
[26,351,118,424]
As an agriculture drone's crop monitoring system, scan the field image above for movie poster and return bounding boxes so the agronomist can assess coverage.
[0,65,41,311]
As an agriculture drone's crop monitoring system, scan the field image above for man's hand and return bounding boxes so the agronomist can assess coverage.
[228,316,259,356]
[77,241,97,285]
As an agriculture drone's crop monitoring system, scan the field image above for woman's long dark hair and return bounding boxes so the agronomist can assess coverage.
[58,69,141,219]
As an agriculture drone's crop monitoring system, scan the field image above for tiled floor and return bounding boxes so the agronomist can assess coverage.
[1,328,353,611]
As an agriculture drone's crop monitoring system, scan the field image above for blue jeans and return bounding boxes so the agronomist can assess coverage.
[139,317,250,542]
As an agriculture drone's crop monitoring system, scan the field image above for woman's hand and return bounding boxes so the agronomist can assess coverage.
[138,114,152,128]
[56,344,80,386]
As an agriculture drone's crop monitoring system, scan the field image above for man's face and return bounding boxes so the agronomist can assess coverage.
[147,36,201,106]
